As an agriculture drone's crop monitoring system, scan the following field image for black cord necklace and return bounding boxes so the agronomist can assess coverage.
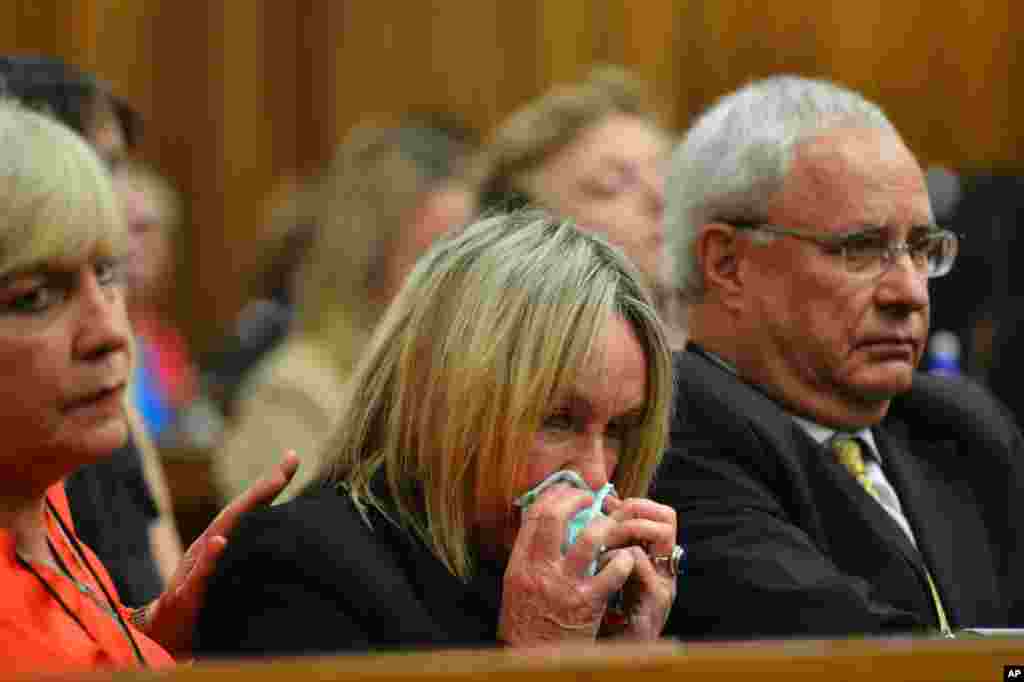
[14,499,147,666]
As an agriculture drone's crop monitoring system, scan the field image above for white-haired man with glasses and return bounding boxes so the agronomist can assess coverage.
[653,75,1024,639]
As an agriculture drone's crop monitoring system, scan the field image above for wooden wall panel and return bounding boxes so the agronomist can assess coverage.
[294,0,335,173]
[604,0,685,125]
[536,0,607,86]
[326,1,545,143]
[0,1,67,58]
[330,2,434,133]
[82,3,163,169]
[0,0,1021,349]
[673,1,1019,170]
[442,1,543,132]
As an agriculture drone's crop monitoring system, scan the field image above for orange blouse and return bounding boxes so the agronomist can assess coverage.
[0,482,174,673]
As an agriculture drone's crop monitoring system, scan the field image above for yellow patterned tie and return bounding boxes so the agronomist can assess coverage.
[831,436,952,636]
[832,438,878,498]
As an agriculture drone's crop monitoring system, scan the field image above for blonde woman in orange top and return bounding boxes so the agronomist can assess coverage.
[0,100,296,673]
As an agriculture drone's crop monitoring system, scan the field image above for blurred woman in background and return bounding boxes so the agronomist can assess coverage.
[476,66,685,344]
[112,159,205,446]
[213,118,477,502]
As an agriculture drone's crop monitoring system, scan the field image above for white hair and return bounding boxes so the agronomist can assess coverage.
[0,98,125,277]
[665,75,898,302]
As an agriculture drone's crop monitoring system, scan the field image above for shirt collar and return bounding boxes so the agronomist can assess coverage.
[688,344,738,374]
[790,413,882,463]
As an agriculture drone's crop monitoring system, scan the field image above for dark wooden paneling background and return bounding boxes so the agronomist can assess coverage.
[2,0,1020,350]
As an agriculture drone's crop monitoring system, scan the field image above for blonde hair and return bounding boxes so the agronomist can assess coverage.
[296,121,472,378]
[476,65,665,209]
[0,99,125,278]
[318,210,673,580]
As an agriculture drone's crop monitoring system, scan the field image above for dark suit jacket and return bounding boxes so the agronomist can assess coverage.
[194,485,504,658]
[65,435,163,608]
[653,346,1024,639]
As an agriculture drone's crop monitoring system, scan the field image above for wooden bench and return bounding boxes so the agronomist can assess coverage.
[82,635,1024,682]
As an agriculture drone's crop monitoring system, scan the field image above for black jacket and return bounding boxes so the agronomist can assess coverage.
[653,346,1024,639]
[194,485,505,658]
[65,436,162,607]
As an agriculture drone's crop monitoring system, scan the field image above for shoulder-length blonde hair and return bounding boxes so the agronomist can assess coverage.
[0,98,125,278]
[317,209,672,580]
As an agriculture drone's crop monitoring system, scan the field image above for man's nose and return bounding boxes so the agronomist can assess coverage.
[876,250,930,312]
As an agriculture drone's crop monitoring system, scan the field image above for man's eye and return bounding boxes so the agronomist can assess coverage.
[839,235,887,267]
[908,235,947,266]
[846,240,886,255]
[840,231,886,249]
[907,231,941,251]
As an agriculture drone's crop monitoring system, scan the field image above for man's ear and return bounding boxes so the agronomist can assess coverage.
[696,223,746,304]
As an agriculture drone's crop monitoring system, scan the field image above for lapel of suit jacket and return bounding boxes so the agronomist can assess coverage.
[873,418,973,628]
[684,345,931,587]
[808,431,925,569]
[680,344,814,488]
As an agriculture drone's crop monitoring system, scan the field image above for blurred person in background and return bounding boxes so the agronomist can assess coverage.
[0,54,182,604]
[201,114,480,419]
[198,175,316,417]
[927,173,1024,378]
[196,211,680,656]
[113,159,203,446]
[213,117,478,502]
[475,66,685,345]
[978,176,1024,427]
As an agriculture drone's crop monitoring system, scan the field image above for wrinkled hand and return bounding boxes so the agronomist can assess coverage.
[498,484,626,646]
[136,451,299,657]
[498,484,677,647]
[603,497,677,640]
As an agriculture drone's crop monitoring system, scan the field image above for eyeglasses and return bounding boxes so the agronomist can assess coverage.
[730,221,960,280]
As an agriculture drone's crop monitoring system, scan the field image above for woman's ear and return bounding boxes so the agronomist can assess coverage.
[695,223,745,306]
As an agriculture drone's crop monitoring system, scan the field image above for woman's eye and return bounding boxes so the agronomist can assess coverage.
[606,422,631,444]
[579,179,618,199]
[95,260,123,286]
[5,286,57,314]
[580,169,632,198]
[542,412,575,432]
